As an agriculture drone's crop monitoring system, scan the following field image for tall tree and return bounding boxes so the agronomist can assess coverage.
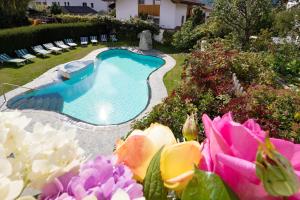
[0,0,32,28]
[213,0,272,48]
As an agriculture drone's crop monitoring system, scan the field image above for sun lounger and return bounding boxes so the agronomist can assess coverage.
[0,53,26,66]
[80,37,88,46]
[15,49,36,61]
[43,43,62,54]
[32,45,51,57]
[100,34,108,42]
[110,34,118,42]
[64,39,77,48]
[90,36,98,45]
[55,41,70,50]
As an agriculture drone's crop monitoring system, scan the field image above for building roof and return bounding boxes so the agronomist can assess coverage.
[61,6,97,14]
[171,0,204,5]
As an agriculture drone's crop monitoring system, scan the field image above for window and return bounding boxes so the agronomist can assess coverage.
[181,16,185,25]
[90,3,94,8]
[138,0,145,4]
[57,1,60,6]
[82,2,87,6]
[67,2,70,6]
[64,2,66,6]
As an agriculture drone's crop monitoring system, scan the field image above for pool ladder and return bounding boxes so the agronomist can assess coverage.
[0,83,36,110]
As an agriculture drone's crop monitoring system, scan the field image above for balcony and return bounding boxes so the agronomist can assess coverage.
[138,4,160,17]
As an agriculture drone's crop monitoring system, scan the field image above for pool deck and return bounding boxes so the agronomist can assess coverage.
[0,47,176,157]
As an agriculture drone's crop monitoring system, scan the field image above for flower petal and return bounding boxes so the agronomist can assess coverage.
[115,134,156,181]
[160,141,202,192]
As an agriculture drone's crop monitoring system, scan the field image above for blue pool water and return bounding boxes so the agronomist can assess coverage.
[11,49,165,125]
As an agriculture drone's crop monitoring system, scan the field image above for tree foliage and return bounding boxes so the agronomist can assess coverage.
[50,3,62,15]
[273,8,300,36]
[0,0,32,28]
[213,0,273,48]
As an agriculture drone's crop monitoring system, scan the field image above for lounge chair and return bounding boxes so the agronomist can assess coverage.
[54,41,70,51]
[43,43,62,54]
[64,39,77,48]
[80,37,88,46]
[0,53,26,66]
[15,49,36,61]
[100,34,108,42]
[32,45,51,57]
[90,36,98,45]
[110,34,118,42]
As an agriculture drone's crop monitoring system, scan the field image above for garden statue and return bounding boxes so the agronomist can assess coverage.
[139,30,152,50]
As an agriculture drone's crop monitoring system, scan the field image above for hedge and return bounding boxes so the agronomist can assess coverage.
[0,23,102,53]
[0,16,159,54]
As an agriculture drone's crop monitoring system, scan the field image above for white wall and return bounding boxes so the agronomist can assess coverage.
[116,0,138,20]
[175,4,187,27]
[34,0,109,12]
[159,0,176,29]
[143,0,160,4]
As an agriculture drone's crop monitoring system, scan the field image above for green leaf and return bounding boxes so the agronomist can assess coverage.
[181,169,239,200]
[143,148,168,200]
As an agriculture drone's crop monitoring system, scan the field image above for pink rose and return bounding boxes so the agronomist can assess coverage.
[200,112,300,200]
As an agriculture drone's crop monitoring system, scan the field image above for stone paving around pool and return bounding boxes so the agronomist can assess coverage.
[0,47,176,157]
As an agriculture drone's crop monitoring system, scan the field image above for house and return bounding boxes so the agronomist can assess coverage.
[33,0,111,12]
[114,0,211,29]
[287,0,300,9]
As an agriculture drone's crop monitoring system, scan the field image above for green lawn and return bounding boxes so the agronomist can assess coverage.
[153,43,186,95]
[163,53,186,94]
[0,42,185,95]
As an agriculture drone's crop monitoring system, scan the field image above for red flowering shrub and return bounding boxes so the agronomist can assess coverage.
[133,42,300,143]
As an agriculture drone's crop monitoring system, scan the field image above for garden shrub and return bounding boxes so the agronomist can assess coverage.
[269,43,300,78]
[184,42,237,96]
[162,30,175,46]
[132,92,198,140]
[172,20,206,51]
[249,29,273,52]
[231,52,276,86]
[273,8,300,36]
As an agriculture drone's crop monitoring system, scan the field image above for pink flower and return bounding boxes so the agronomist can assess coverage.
[200,112,300,200]
[40,155,143,200]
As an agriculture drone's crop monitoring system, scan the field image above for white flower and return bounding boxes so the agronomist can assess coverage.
[26,123,84,189]
[0,111,85,193]
[0,177,23,200]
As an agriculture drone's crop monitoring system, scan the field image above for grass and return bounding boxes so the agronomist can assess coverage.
[0,42,185,95]
[154,43,187,95]
[163,53,186,94]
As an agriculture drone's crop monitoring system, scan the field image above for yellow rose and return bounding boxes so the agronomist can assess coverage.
[160,141,202,193]
[115,123,177,181]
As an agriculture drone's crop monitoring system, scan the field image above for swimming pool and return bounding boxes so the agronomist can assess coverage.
[8,49,165,125]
